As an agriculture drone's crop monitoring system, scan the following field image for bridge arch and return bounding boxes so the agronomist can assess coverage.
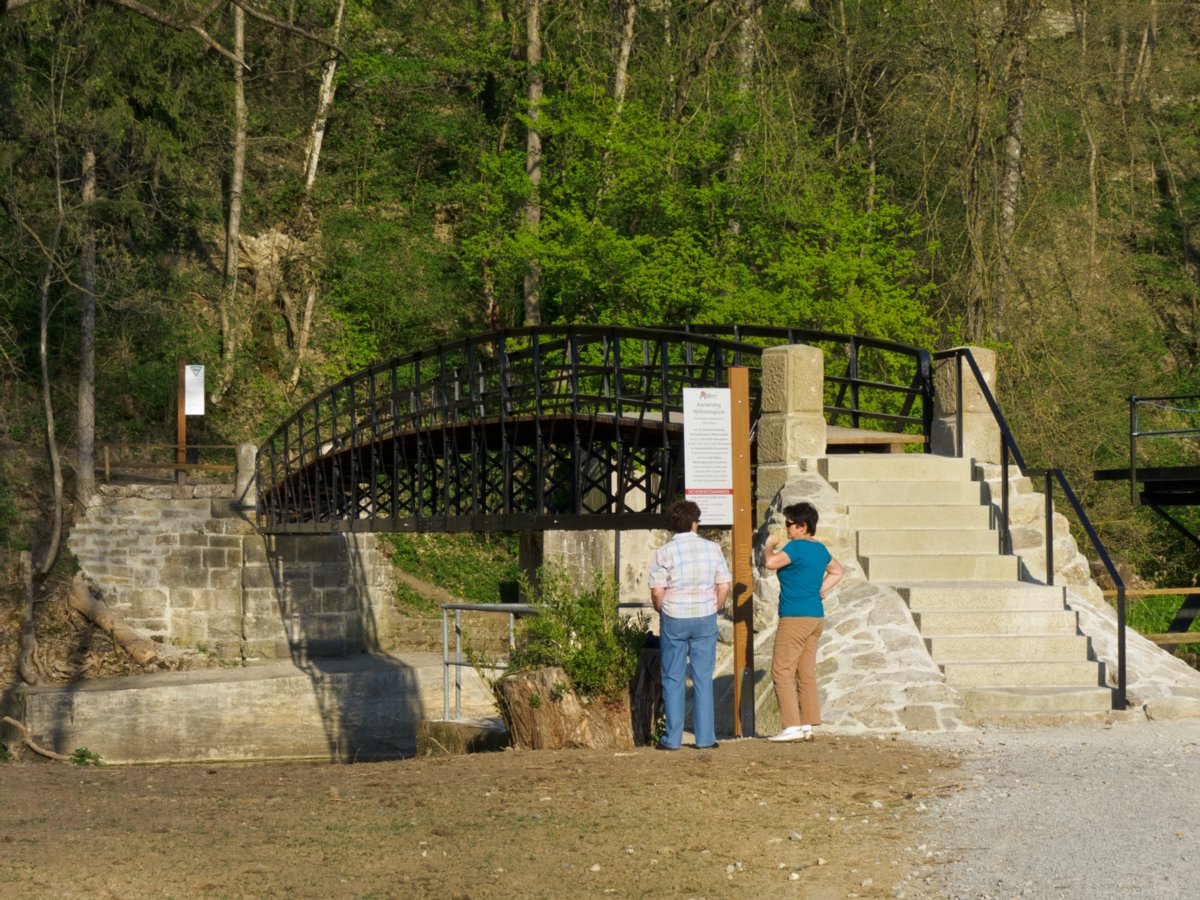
[255,325,932,534]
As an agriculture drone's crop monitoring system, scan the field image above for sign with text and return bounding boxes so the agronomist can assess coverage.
[683,386,733,525]
[184,364,205,416]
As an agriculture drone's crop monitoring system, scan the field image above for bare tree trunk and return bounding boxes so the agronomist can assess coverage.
[77,146,97,507]
[37,146,66,576]
[17,551,40,686]
[1128,0,1156,103]
[611,0,637,115]
[726,0,759,236]
[523,0,544,326]
[963,16,991,345]
[301,0,344,197]
[594,0,638,215]
[216,3,247,399]
[287,0,345,391]
[286,283,317,391]
[994,3,1039,340]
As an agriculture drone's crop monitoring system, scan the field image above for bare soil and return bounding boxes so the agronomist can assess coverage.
[0,733,957,899]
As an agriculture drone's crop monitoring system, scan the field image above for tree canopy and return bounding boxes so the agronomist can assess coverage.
[3,0,1200,579]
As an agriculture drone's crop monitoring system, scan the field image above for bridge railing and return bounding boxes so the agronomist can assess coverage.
[673,324,933,437]
[257,325,934,530]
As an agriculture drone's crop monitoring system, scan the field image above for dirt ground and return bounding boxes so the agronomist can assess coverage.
[0,733,960,899]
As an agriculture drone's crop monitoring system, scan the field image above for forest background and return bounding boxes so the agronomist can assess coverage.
[2,0,1199,598]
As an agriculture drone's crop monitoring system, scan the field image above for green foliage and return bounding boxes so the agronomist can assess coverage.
[379,532,520,613]
[69,747,102,766]
[1118,594,1200,654]
[506,568,649,702]
[0,743,12,763]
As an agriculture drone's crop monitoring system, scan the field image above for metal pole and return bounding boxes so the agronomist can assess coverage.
[1001,440,1011,555]
[1044,471,1055,586]
[455,608,464,718]
[1117,586,1127,709]
[1129,396,1138,507]
[442,607,450,719]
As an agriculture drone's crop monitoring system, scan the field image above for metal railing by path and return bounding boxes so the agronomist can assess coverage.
[440,600,654,719]
[935,349,1127,709]
[257,325,933,534]
[1126,393,1200,506]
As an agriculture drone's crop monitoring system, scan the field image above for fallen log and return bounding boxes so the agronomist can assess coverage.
[68,573,158,666]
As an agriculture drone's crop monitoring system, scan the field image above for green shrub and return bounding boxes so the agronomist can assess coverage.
[0,743,12,763]
[69,747,102,766]
[506,568,649,702]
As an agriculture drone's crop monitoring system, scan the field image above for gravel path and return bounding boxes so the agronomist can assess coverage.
[898,717,1200,899]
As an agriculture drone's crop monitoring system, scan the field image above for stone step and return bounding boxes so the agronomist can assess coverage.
[940,659,1102,688]
[820,453,974,482]
[834,480,984,506]
[864,553,1019,582]
[925,633,1088,662]
[895,582,1067,612]
[959,686,1114,718]
[849,504,993,531]
[857,529,999,556]
[913,609,1079,635]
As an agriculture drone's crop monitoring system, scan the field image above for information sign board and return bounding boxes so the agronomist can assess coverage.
[184,364,205,416]
[683,386,733,525]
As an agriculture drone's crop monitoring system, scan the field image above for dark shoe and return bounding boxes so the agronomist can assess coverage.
[654,741,680,751]
[692,742,719,750]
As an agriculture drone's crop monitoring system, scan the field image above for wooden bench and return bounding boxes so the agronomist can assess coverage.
[826,425,926,454]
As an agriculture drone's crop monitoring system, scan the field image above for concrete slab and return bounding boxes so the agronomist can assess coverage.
[0,651,497,766]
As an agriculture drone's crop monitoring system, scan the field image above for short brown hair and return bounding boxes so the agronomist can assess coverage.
[665,499,701,534]
[782,502,819,535]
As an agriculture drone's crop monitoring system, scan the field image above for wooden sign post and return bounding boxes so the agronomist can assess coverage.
[177,359,205,483]
[176,358,186,484]
[729,367,754,737]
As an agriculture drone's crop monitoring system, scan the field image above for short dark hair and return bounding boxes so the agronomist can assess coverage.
[666,499,701,534]
[782,501,819,535]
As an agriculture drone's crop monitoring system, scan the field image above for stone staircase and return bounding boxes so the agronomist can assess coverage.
[821,453,1114,723]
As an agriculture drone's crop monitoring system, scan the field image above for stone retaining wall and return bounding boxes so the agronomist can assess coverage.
[67,483,394,661]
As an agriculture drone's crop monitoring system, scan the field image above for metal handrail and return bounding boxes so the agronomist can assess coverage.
[934,348,1127,709]
[440,600,654,719]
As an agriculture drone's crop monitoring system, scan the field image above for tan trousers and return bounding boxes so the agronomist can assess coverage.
[770,616,824,728]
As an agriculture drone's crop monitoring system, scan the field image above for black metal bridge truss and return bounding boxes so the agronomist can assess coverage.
[256,325,933,534]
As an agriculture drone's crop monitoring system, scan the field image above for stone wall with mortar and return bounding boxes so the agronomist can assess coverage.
[732,467,967,734]
[67,483,394,661]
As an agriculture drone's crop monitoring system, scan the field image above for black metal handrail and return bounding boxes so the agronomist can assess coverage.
[934,348,1126,709]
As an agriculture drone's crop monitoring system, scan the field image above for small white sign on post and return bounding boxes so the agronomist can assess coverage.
[184,364,205,416]
[683,386,733,526]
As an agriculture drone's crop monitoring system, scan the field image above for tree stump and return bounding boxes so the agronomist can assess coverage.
[495,653,662,751]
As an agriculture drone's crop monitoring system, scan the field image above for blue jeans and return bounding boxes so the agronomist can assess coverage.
[659,612,718,749]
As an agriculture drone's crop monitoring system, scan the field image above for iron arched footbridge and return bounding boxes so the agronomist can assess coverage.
[255,325,933,534]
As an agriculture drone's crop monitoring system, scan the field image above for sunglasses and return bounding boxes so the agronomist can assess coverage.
[785,520,797,527]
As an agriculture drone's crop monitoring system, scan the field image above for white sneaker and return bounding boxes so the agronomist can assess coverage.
[767,725,809,742]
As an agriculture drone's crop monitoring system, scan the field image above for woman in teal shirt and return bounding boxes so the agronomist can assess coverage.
[762,502,844,742]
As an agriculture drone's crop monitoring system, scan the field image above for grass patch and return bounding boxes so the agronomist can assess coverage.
[380,532,520,614]
[1116,593,1200,655]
